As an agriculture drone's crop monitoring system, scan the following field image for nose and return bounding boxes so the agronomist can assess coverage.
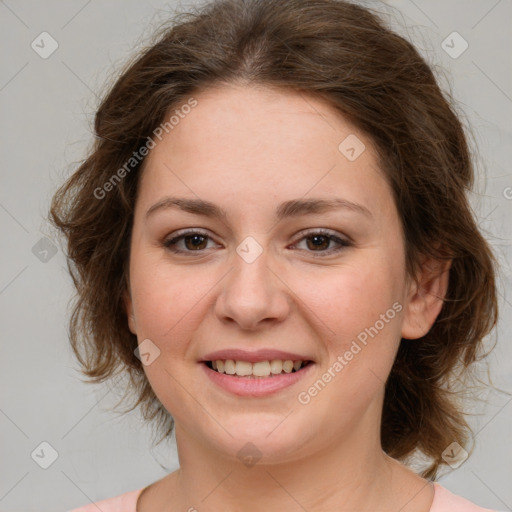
[214,246,291,331]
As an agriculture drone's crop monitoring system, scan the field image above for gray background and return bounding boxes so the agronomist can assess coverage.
[0,1,511,511]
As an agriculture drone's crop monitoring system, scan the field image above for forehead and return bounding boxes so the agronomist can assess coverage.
[138,83,391,218]
[147,83,365,165]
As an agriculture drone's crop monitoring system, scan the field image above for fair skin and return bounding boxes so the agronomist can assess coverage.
[125,83,450,512]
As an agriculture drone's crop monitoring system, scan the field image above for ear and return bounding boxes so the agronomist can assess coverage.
[124,288,137,335]
[401,255,451,340]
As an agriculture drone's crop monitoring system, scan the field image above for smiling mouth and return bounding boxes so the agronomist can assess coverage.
[204,359,313,378]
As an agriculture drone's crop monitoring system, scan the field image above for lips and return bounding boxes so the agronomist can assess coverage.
[200,348,314,363]
[199,348,315,397]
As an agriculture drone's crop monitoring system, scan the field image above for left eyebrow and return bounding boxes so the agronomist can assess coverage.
[275,197,373,220]
[145,196,373,221]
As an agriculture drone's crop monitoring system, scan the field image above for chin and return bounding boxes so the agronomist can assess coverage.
[202,414,316,464]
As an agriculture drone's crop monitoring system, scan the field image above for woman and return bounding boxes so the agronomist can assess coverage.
[52,0,502,510]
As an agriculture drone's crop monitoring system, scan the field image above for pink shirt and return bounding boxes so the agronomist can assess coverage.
[68,482,499,511]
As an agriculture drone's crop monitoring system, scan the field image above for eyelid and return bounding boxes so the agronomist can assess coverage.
[166,227,211,239]
[291,227,351,245]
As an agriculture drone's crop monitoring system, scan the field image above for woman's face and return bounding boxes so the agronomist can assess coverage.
[125,84,424,463]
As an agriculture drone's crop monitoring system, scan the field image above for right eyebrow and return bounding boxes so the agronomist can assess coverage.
[145,196,229,221]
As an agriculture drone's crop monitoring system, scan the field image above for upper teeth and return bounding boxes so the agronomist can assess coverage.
[212,359,306,377]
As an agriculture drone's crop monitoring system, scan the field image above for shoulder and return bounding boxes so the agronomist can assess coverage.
[430,483,501,512]
[67,487,145,512]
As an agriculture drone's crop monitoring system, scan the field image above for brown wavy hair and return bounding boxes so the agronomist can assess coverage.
[49,0,498,479]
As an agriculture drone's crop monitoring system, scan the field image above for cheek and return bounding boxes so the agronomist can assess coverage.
[290,253,405,399]
[300,259,404,340]
[129,250,215,349]
[128,254,209,412]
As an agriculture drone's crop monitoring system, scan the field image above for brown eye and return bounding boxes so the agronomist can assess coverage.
[183,234,208,250]
[163,230,216,253]
[293,229,351,256]
[305,234,331,251]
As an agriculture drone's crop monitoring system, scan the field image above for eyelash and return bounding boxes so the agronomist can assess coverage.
[163,228,351,257]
